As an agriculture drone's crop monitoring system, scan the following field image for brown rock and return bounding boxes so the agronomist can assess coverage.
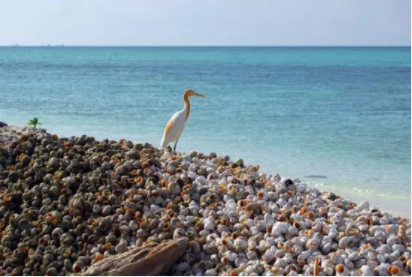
[83,238,188,276]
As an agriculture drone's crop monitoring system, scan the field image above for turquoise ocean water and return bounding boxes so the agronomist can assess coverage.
[0,47,410,216]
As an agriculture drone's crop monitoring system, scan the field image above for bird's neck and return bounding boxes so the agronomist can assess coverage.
[183,95,191,121]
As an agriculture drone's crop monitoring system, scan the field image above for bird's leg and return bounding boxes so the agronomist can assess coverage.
[173,138,180,153]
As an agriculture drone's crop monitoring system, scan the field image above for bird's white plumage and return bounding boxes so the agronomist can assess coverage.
[160,109,187,148]
[160,89,204,150]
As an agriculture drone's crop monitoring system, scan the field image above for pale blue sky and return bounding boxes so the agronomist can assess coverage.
[0,0,410,46]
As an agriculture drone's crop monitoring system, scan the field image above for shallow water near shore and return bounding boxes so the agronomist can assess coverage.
[0,46,410,217]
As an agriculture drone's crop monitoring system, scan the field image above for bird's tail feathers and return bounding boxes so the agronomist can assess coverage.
[160,137,167,149]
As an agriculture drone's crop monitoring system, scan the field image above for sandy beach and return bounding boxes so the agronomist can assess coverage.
[0,126,410,276]
[304,184,411,220]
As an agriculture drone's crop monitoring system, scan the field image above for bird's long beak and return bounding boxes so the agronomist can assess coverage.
[194,92,205,98]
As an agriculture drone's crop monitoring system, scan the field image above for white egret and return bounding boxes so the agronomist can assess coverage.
[161,89,205,151]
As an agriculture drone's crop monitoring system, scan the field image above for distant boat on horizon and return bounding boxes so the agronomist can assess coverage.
[39,44,65,47]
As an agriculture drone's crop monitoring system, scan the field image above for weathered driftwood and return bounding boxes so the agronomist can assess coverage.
[83,238,189,276]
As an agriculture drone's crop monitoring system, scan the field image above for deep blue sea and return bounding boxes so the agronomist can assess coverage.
[0,47,410,216]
